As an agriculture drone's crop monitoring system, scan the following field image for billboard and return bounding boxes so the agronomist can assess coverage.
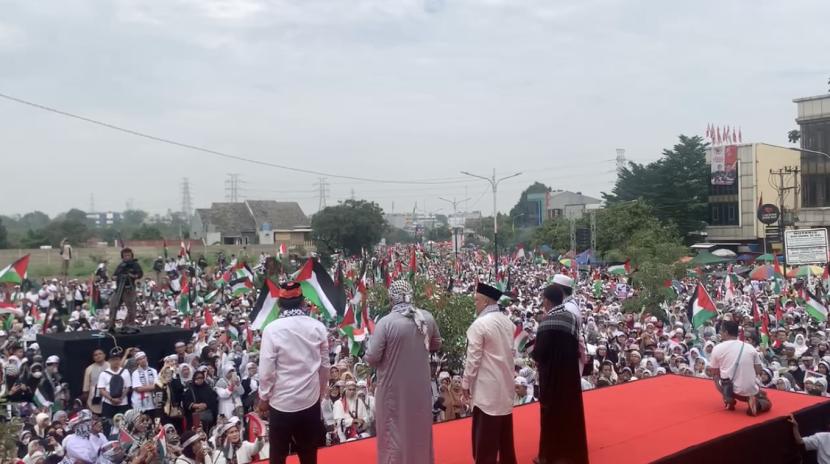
[784,228,829,265]
[711,145,738,185]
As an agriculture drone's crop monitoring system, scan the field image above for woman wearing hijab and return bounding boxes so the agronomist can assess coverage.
[215,369,244,421]
[794,334,809,358]
[184,370,219,432]
[175,431,208,464]
[210,419,265,464]
[760,367,776,388]
[365,279,442,464]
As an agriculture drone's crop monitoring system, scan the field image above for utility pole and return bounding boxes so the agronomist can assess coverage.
[225,173,241,203]
[590,208,597,260]
[461,169,522,277]
[313,177,329,211]
[569,217,576,254]
[770,165,801,278]
[439,196,471,263]
[181,177,193,222]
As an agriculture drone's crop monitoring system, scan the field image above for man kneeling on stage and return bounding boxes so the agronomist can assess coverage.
[707,320,771,416]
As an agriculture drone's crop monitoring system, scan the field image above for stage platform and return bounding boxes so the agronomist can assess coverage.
[37,326,192,398]
[276,375,829,464]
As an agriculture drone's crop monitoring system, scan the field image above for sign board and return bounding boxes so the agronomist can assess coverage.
[711,145,738,185]
[757,204,780,225]
[784,228,829,265]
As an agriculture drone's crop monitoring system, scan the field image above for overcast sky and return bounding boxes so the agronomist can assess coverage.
[1,0,828,219]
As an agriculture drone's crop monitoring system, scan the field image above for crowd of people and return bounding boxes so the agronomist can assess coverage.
[1,241,829,463]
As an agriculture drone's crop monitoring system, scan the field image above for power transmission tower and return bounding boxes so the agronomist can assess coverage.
[181,178,193,220]
[225,173,241,202]
[615,148,627,176]
[313,177,329,211]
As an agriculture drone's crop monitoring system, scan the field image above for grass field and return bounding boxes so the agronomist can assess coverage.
[0,244,284,280]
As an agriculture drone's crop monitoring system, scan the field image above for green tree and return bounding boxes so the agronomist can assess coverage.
[312,199,386,256]
[603,135,708,242]
[130,224,163,240]
[63,208,88,223]
[509,182,551,228]
[788,130,801,144]
[19,211,50,230]
[0,218,7,249]
[384,227,415,245]
[20,229,50,248]
[44,219,90,246]
[122,209,149,227]
[427,225,452,242]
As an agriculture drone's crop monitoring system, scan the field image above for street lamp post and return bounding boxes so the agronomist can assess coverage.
[461,169,522,277]
[438,196,471,265]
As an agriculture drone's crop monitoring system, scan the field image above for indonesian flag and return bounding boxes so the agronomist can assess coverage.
[0,255,30,284]
[687,283,717,329]
[278,243,288,258]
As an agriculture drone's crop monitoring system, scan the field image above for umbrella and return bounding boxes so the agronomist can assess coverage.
[756,254,783,263]
[786,265,823,278]
[688,251,734,266]
[712,249,737,258]
[736,253,759,264]
[750,265,774,281]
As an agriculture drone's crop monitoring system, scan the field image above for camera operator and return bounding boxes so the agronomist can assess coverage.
[110,248,144,328]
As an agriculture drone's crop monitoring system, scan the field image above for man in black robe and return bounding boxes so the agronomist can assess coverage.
[532,284,589,464]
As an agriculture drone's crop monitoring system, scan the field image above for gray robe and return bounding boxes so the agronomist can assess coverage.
[365,309,442,464]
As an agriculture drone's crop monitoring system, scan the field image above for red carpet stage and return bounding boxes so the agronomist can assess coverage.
[275,375,829,463]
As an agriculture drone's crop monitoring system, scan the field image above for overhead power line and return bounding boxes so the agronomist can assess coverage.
[0,92,467,185]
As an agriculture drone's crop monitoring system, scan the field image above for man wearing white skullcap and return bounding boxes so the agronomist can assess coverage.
[130,351,159,416]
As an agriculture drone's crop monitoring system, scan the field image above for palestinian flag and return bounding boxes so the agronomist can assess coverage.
[204,288,220,304]
[155,427,167,462]
[278,243,287,259]
[608,259,631,276]
[178,279,191,315]
[33,379,54,409]
[805,290,828,322]
[687,283,717,329]
[0,303,24,318]
[514,324,533,353]
[295,259,346,321]
[229,268,254,296]
[250,279,280,330]
[408,247,417,280]
[760,308,770,348]
[0,255,30,284]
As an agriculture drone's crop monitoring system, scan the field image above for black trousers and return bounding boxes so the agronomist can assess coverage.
[471,407,517,464]
[269,402,324,464]
[101,402,130,419]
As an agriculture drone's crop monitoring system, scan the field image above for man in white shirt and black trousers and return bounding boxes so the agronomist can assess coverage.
[258,281,330,464]
[706,319,772,416]
[462,282,517,464]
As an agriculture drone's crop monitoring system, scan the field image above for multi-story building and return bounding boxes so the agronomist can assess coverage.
[795,93,830,226]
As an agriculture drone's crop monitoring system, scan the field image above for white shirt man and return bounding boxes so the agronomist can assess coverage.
[709,338,762,397]
[462,282,517,464]
[130,352,159,412]
[258,281,329,464]
[97,354,132,418]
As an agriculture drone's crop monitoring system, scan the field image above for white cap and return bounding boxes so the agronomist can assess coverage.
[135,351,147,360]
[552,274,574,288]
[514,376,529,387]
[46,355,60,365]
